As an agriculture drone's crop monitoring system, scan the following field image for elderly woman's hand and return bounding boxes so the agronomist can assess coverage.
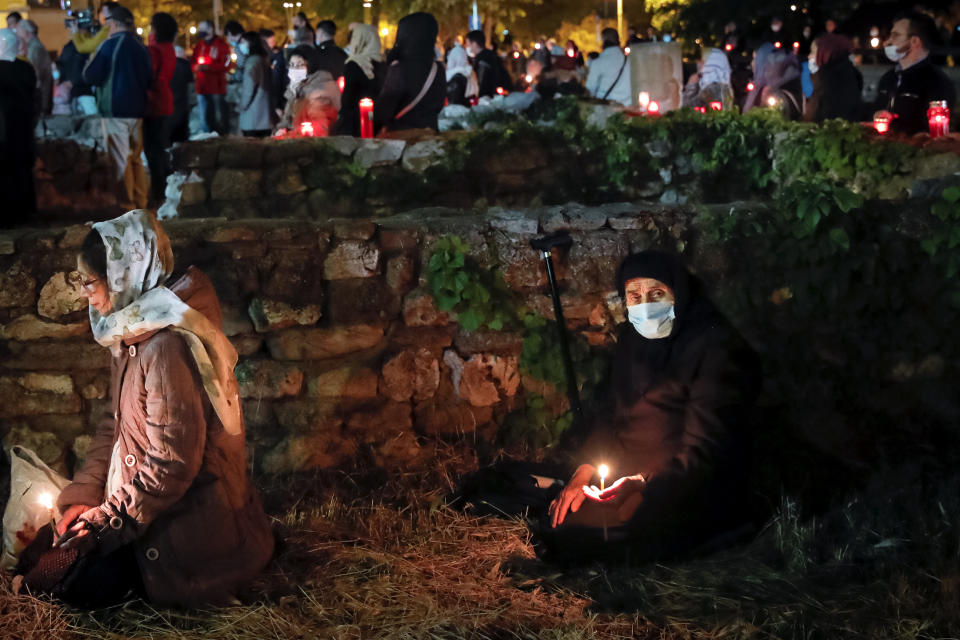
[548,464,595,528]
[582,474,646,504]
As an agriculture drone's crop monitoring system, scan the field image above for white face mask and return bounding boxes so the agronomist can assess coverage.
[288,67,307,86]
[884,44,905,62]
[807,58,818,74]
[627,302,675,339]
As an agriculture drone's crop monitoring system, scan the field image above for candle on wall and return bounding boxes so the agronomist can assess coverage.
[647,100,660,115]
[300,121,315,137]
[359,98,374,139]
[709,101,722,111]
[638,91,650,111]
[873,113,891,134]
[928,100,950,138]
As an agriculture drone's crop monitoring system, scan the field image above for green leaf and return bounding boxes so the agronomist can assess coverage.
[943,186,960,203]
[458,308,483,332]
[829,227,850,251]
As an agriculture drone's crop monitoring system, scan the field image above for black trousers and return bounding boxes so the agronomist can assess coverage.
[143,115,171,203]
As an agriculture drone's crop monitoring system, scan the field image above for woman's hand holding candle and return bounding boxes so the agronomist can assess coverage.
[582,474,646,506]
[548,464,596,528]
[56,503,93,537]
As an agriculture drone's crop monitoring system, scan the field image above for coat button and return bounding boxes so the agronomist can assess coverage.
[109,516,123,530]
[145,547,159,561]
[128,345,137,357]
[124,454,136,467]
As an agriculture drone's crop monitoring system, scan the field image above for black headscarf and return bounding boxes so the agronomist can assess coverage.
[388,12,438,68]
[614,251,722,400]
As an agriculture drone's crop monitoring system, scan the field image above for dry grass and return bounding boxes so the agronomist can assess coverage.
[2,446,960,640]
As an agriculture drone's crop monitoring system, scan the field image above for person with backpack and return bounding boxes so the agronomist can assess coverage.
[585,28,631,106]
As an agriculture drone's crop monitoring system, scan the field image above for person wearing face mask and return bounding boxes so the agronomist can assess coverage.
[803,33,861,123]
[144,12,177,204]
[681,47,733,109]
[191,20,231,135]
[873,11,955,135]
[238,31,275,137]
[275,45,340,134]
[542,251,760,563]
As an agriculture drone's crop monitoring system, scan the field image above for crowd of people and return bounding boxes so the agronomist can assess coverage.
[2,6,960,226]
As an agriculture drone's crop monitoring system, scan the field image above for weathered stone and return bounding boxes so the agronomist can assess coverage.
[914,152,960,180]
[179,180,208,206]
[566,231,630,293]
[490,207,539,234]
[372,430,425,467]
[220,303,255,336]
[72,434,94,469]
[307,367,379,399]
[0,377,82,417]
[261,432,356,474]
[265,224,322,249]
[203,224,259,243]
[58,225,90,249]
[402,289,454,327]
[248,298,322,332]
[36,271,86,319]
[211,168,262,200]
[264,139,315,164]
[2,342,109,370]
[346,401,412,442]
[415,402,492,436]
[380,349,439,403]
[0,235,14,255]
[386,324,455,353]
[540,203,608,233]
[326,278,399,324]
[2,314,89,340]
[77,375,108,400]
[3,425,66,471]
[273,398,341,433]
[453,330,523,356]
[171,140,221,169]
[218,140,265,168]
[354,139,406,168]
[386,254,415,295]
[230,335,264,356]
[321,136,361,157]
[323,241,380,279]
[453,353,519,407]
[0,263,36,308]
[265,162,307,196]
[260,248,326,303]
[401,138,445,172]
[266,324,385,360]
[235,360,303,398]
[25,414,85,442]
[332,220,377,240]
[379,228,419,251]
[17,373,74,394]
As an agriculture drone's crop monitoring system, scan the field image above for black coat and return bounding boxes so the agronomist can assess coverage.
[874,57,956,134]
[58,40,91,99]
[315,41,347,80]
[472,48,511,97]
[804,57,862,123]
[336,59,382,137]
[0,59,38,224]
[375,12,445,133]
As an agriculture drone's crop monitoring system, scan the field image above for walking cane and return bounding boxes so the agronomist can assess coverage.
[530,231,583,426]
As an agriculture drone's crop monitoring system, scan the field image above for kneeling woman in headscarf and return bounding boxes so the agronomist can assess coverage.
[544,251,760,563]
[16,210,274,607]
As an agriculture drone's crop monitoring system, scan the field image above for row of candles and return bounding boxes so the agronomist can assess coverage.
[873,100,951,137]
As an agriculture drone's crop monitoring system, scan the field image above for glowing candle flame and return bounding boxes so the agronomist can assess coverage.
[525,74,533,83]
[337,76,345,92]
[638,91,650,109]
[647,100,660,114]
[746,81,755,92]
[774,41,782,49]
[38,492,53,511]
[598,464,609,481]
[767,96,778,107]
[566,48,575,58]
[496,86,506,95]
[710,101,722,111]
[300,121,314,136]
[724,43,733,51]
[513,51,520,58]
[624,46,630,54]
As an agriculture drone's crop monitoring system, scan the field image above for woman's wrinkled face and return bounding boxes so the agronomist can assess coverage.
[77,258,112,315]
[624,277,675,306]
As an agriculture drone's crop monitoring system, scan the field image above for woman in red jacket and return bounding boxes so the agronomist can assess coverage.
[145,12,177,204]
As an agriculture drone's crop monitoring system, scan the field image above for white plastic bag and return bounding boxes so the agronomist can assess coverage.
[1,446,70,569]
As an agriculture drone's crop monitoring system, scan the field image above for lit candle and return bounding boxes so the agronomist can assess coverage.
[774,41,782,49]
[638,91,650,111]
[359,98,374,139]
[38,492,56,536]
[197,56,207,65]
[647,100,660,114]
[746,81,755,92]
[300,121,315,137]
[767,95,779,108]
[724,43,733,51]
[873,113,891,135]
[337,76,345,93]
[709,101,722,111]
[597,464,609,542]
[513,51,520,59]
[496,86,506,96]
[928,100,950,138]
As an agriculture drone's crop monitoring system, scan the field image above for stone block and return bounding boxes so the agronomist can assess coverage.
[448,352,519,407]
[323,241,380,279]
[264,139,317,164]
[566,231,629,293]
[248,298,322,332]
[354,139,406,169]
[386,254,415,296]
[272,398,341,433]
[260,249,326,303]
[346,401,412,442]
[264,162,307,196]
[453,330,523,356]
[3,425,66,471]
[72,434,94,470]
[261,432,356,474]
[0,263,37,308]
[264,223,323,249]
[401,138,445,173]
[171,141,221,169]
[24,414,85,442]
[220,303,255,336]
[0,377,82,417]
[307,367,379,399]
[2,342,109,370]
[2,314,89,340]
[266,324,385,360]
[380,348,439,403]
[332,220,377,240]
[386,324,455,354]
[211,168,262,200]
[230,335,264,356]
[218,140,266,168]
[914,152,960,180]
[0,235,14,255]
[180,180,209,206]
[58,225,91,249]
[235,360,304,399]
[74,371,108,400]
[326,278,399,324]
[540,203,609,233]
[415,402,492,436]
[320,136,361,157]
[402,289,454,327]
[489,207,539,234]
[17,373,74,394]
[379,228,419,251]
[371,430,425,468]
[204,225,260,243]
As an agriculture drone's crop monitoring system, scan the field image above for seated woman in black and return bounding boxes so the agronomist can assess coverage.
[335,23,383,137]
[544,251,760,563]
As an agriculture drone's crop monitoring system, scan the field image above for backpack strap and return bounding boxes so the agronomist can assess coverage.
[602,53,629,101]
[395,61,438,121]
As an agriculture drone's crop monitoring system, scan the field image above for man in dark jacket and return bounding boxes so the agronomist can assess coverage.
[315,20,346,79]
[168,46,193,144]
[82,5,152,210]
[873,11,955,135]
[465,29,511,98]
[544,251,760,563]
[0,27,37,225]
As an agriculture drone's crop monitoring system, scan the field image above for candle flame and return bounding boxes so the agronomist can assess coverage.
[638,91,650,108]
[598,464,609,480]
[647,100,660,114]
[767,96,779,107]
[300,121,315,136]
[38,492,53,510]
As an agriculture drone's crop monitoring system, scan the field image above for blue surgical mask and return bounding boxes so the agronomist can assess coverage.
[627,302,675,339]
[238,42,249,56]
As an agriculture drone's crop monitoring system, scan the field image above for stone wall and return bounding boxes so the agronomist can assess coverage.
[0,203,699,475]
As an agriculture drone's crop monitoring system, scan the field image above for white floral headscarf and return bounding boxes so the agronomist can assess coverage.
[89,210,243,436]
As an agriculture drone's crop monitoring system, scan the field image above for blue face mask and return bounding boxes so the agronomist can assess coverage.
[238,42,250,56]
[627,301,675,339]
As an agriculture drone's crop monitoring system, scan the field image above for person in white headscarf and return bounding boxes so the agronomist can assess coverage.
[0,27,38,225]
[445,43,478,106]
[335,23,384,136]
[34,209,274,608]
[682,47,734,110]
